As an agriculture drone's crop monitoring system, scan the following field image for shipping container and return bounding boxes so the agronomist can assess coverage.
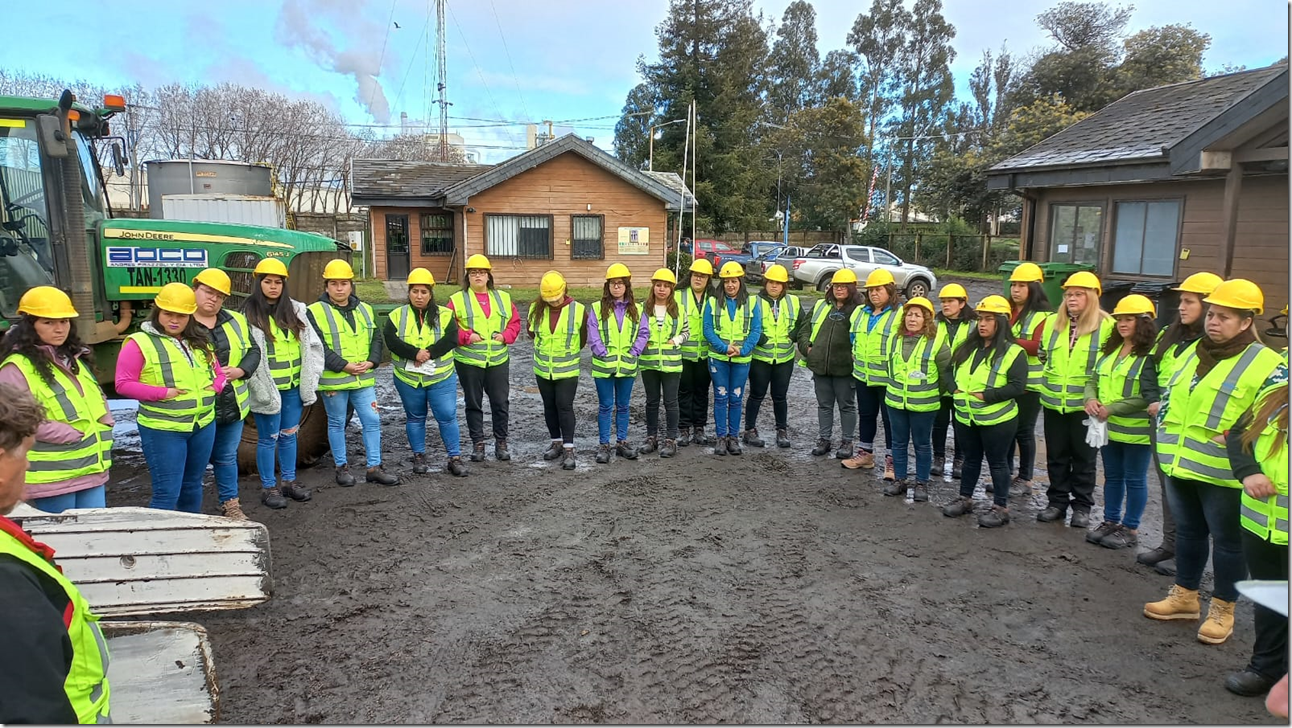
[160,194,286,228]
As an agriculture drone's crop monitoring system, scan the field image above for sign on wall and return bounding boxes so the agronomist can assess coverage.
[617,227,649,255]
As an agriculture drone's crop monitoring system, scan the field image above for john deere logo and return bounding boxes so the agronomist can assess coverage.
[106,246,209,268]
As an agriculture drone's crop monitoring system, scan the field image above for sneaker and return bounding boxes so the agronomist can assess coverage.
[561,448,577,470]
[835,440,855,460]
[542,440,564,461]
[742,429,765,448]
[660,439,677,458]
[942,496,975,518]
[469,442,487,463]
[494,438,511,462]
[810,438,832,456]
[978,505,1010,528]
[842,449,874,470]
[930,456,945,477]
[1086,520,1119,545]
[281,480,311,501]
[447,456,469,477]
[1100,526,1139,550]
[595,443,612,464]
[776,428,791,448]
[677,427,691,446]
[1069,509,1091,529]
[882,478,908,497]
[1144,584,1201,621]
[1198,598,1236,644]
[882,455,895,481]
[335,465,356,487]
[616,440,639,460]
[727,437,743,456]
[1037,505,1066,522]
[261,487,287,509]
[220,497,249,520]
[912,481,929,502]
[411,452,429,474]
[714,436,728,456]
[639,436,658,455]
[365,466,400,486]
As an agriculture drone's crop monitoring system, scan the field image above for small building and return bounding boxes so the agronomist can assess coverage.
[987,65,1289,312]
[351,135,694,287]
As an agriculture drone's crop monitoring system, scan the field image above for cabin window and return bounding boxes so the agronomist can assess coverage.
[1048,203,1103,267]
[571,215,604,260]
[485,214,553,259]
[420,212,454,255]
[1112,200,1180,277]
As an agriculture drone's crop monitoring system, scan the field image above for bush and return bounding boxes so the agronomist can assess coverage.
[666,251,693,272]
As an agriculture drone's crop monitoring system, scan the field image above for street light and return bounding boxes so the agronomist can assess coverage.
[648,119,687,171]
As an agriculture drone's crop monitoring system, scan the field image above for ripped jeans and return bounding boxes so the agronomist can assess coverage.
[252,386,303,490]
[708,359,751,437]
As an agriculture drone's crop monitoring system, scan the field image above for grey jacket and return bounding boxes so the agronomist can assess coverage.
[245,298,325,414]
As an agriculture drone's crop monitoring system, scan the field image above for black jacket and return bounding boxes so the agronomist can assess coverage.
[381,304,460,362]
[959,345,1028,405]
[797,300,857,377]
[308,293,384,372]
[195,309,263,425]
[0,551,79,724]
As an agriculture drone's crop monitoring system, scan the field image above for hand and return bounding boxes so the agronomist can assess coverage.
[492,332,505,343]
[165,387,184,398]
[468,333,484,345]
[970,392,984,401]
[1084,399,1103,417]
[1096,405,1109,422]
[414,349,431,365]
[343,362,366,375]
[727,345,739,357]
[357,361,374,373]
[1267,674,1288,719]
[1243,473,1278,500]
[1147,402,1161,417]
[225,366,245,381]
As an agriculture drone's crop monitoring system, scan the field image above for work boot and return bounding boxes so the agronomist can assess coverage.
[447,456,469,477]
[693,427,716,446]
[714,436,728,456]
[561,448,577,470]
[1011,477,1032,498]
[1143,585,1201,621]
[411,452,429,474]
[985,480,994,494]
[261,487,288,510]
[726,436,743,456]
[220,498,248,520]
[366,466,400,486]
[1225,670,1279,697]
[1154,559,1177,576]
[835,440,856,460]
[542,440,564,461]
[1136,545,1174,567]
[931,455,945,477]
[1086,520,1119,545]
[882,455,895,481]
[678,427,691,447]
[1198,598,1237,644]
[595,443,612,464]
[978,504,1010,528]
[742,428,765,448]
[660,439,677,458]
[1100,526,1138,550]
[281,480,311,501]
[882,478,908,497]
[469,442,487,463]
[616,440,639,460]
[811,438,833,456]
[495,438,511,462]
[335,465,356,487]
[950,456,964,480]
[639,436,658,455]
[912,481,929,502]
[1070,509,1091,529]
[841,449,874,470]
[1037,505,1066,523]
[942,496,975,518]
[776,428,791,448]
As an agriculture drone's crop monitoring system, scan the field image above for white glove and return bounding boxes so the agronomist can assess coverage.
[1084,417,1109,449]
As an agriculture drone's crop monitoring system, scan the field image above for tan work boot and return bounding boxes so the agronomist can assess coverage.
[1143,584,1201,621]
[220,498,248,521]
[1197,598,1236,644]
[841,449,875,470]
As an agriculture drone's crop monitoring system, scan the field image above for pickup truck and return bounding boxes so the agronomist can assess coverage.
[791,243,937,299]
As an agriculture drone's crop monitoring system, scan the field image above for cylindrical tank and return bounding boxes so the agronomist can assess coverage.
[145,160,274,218]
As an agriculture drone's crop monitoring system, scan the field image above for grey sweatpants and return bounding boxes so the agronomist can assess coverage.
[812,374,857,441]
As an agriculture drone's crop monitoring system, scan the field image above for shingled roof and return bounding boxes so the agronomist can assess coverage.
[351,159,491,205]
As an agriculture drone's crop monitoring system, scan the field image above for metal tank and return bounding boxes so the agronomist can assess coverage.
[145,159,274,218]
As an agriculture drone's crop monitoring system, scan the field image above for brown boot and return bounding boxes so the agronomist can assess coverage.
[1144,585,1201,621]
[1197,598,1236,644]
[220,498,248,521]
[882,455,895,481]
[842,449,875,470]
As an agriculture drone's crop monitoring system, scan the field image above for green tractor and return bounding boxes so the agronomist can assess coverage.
[0,90,347,468]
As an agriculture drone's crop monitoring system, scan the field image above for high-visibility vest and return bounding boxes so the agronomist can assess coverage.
[753,294,800,365]
[449,289,512,368]
[219,310,253,418]
[389,304,455,387]
[308,300,377,391]
[1095,350,1152,445]
[639,306,684,374]
[1154,327,1200,391]
[530,301,585,380]
[1157,343,1283,487]
[0,521,111,724]
[850,305,900,385]
[262,318,302,391]
[1041,315,1112,413]
[708,296,755,364]
[1010,310,1047,392]
[591,300,640,378]
[127,332,216,432]
[3,354,112,485]
[797,299,833,369]
[885,333,945,413]
[939,318,973,357]
[953,344,1024,427]
[1240,402,1289,545]
[675,288,709,362]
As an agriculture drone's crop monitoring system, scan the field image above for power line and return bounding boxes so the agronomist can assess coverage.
[445,1,520,147]
[365,0,400,112]
[392,5,435,116]
[487,0,531,121]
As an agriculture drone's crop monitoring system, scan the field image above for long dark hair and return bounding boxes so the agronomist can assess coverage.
[711,277,750,307]
[147,307,212,355]
[1012,281,1051,320]
[951,313,1016,368]
[407,284,439,323]
[866,282,899,311]
[599,278,640,330]
[831,282,865,310]
[528,294,566,334]
[463,271,496,290]
[0,315,92,386]
[242,274,305,340]
[648,280,680,319]
[1102,316,1158,356]
[1152,292,1205,364]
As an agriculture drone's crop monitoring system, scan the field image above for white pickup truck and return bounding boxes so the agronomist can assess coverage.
[790,243,937,299]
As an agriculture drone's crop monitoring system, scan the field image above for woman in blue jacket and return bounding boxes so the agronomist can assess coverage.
[703,262,763,456]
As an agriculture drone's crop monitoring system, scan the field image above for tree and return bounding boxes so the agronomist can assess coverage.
[817,50,859,102]
[772,98,869,234]
[766,0,821,121]
[612,82,655,169]
[893,0,956,226]
[1117,24,1210,93]
[1016,2,1134,112]
[848,0,910,166]
[1036,1,1133,53]
[990,94,1090,160]
[368,133,467,163]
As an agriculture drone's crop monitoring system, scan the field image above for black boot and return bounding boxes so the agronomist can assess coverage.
[677,427,691,447]
[366,465,401,486]
[776,428,791,448]
[595,443,612,464]
[660,439,677,458]
[335,465,356,487]
[561,447,577,470]
[639,436,658,455]
[447,456,468,477]
[411,452,429,474]
[912,481,929,502]
[727,436,743,456]
[281,480,311,501]
[693,427,715,446]
[834,439,854,460]
[950,456,963,480]
[1225,669,1278,697]
[495,438,511,462]
[882,478,909,497]
[742,429,765,447]
[616,440,639,460]
[261,487,288,509]
[811,438,832,456]
[930,455,945,477]
[714,436,728,456]
[469,441,486,463]
[542,440,563,461]
[1037,505,1066,523]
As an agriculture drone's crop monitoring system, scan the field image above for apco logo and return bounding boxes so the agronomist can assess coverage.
[106,246,209,268]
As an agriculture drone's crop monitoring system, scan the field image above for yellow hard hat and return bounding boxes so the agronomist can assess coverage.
[323,259,355,280]
[193,267,232,296]
[1173,271,1224,296]
[253,258,289,279]
[1062,270,1102,295]
[1112,294,1156,318]
[904,296,935,316]
[606,262,632,281]
[465,254,492,271]
[719,261,745,279]
[831,269,859,286]
[938,283,968,300]
[651,268,678,286]
[975,295,1012,316]
[864,269,895,287]
[763,264,790,283]
[1204,278,1264,315]
[689,258,715,276]
[17,286,77,319]
[1009,262,1044,283]
[540,270,567,300]
[406,267,435,287]
[155,282,198,315]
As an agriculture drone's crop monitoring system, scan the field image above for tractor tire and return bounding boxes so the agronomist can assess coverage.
[237,401,333,475]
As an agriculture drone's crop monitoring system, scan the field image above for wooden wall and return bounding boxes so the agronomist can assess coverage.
[368,206,462,285]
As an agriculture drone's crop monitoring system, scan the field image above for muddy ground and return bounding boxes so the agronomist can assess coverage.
[105,278,1280,724]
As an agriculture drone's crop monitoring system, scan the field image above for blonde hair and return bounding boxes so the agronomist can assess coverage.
[1059,290,1111,338]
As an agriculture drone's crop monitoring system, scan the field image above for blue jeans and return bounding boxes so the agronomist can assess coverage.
[708,359,751,437]
[393,374,462,457]
[252,387,303,489]
[1101,440,1151,529]
[1167,476,1246,602]
[595,376,635,444]
[209,418,244,502]
[889,407,935,482]
[30,485,106,513]
[321,386,383,468]
[139,422,216,513]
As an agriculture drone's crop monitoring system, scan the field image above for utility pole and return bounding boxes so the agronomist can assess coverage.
[431,0,452,162]
[648,118,686,171]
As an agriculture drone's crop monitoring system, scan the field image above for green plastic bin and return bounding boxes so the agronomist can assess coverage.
[997,261,1096,311]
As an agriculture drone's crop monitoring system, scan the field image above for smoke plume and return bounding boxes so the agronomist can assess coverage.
[275,0,392,123]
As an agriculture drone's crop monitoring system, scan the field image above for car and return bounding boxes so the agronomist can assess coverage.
[690,239,739,268]
[747,245,808,285]
[742,240,788,261]
[790,244,937,299]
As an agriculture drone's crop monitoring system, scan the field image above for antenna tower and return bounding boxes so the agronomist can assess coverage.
[432,0,452,162]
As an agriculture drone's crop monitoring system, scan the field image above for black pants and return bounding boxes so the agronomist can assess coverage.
[1149,425,1178,551]
[536,375,577,444]
[747,359,794,431]
[1241,530,1289,679]
[932,397,961,460]
[856,381,892,453]
[1043,408,1098,512]
[456,360,510,442]
[678,358,711,429]
[956,418,1017,507]
[640,369,681,439]
[1004,391,1042,480]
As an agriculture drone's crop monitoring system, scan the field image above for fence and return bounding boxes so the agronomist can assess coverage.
[885,233,1020,273]
[699,230,843,247]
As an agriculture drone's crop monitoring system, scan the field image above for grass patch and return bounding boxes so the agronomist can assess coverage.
[933,268,1002,281]
[357,278,825,306]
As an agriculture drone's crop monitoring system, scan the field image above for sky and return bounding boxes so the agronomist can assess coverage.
[5,0,1288,163]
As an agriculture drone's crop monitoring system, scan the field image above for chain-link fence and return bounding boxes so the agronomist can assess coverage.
[886,233,1019,273]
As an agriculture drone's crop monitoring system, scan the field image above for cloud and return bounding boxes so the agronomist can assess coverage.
[274,0,392,122]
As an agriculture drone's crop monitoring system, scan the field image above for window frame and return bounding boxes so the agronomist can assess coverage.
[418,211,455,256]
[1047,202,1105,267]
[483,213,555,260]
[1109,198,1183,279]
[570,214,605,260]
